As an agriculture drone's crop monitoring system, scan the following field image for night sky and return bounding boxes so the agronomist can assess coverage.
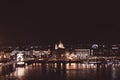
[0,3,120,45]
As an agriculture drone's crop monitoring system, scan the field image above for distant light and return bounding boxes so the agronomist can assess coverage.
[3,55,6,58]
[92,44,98,49]
[90,64,94,66]
[17,62,24,65]
[112,47,119,49]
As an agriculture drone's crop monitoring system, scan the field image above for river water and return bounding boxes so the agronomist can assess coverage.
[0,63,120,80]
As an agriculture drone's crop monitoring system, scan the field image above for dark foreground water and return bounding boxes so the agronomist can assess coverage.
[0,63,120,80]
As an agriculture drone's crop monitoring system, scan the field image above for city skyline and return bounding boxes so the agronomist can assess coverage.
[1,2,120,80]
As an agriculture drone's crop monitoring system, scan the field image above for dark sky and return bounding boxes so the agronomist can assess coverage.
[0,3,120,45]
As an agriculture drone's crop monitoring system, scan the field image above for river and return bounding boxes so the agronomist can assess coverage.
[0,63,120,80]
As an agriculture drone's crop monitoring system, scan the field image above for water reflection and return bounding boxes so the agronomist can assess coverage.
[16,68,25,77]
[0,63,120,80]
[0,66,2,76]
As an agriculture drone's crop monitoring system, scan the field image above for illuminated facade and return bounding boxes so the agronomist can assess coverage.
[55,44,58,50]
[0,51,11,61]
[55,41,65,50]
[32,49,51,60]
[75,49,91,59]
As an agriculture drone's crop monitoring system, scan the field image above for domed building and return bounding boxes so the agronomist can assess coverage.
[51,41,66,60]
[55,41,65,50]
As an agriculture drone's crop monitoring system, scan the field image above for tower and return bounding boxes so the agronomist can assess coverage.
[55,44,58,50]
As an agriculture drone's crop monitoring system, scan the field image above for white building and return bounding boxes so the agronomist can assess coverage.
[75,49,91,59]
[33,49,50,58]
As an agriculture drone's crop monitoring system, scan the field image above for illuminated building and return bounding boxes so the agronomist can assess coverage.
[75,49,91,60]
[55,44,58,50]
[16,53,25,66]
[55,41,65,50]
[0,51,11,62]
[32,49,51,60]
[52,41,66,60]
[58,41,65,49]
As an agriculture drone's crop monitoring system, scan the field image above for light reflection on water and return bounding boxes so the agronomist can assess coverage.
[0,63,120,80]
[0,66,2,76]
[16,68,25,77]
